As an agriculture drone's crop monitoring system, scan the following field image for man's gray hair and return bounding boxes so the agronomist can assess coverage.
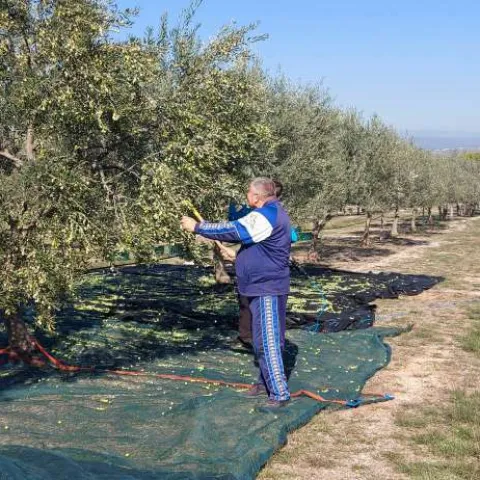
[250,177,276,199]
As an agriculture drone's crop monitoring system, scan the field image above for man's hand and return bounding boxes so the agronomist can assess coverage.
[181,216,198,233]
[214,243,237,262]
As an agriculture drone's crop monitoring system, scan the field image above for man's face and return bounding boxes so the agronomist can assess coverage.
[246,185,260,208]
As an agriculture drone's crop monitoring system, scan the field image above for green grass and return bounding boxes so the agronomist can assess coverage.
[460,306,480,356]
[391,390,480,479]
[390,456,479,480]
[323,215,365,231]
[411,326,443,343]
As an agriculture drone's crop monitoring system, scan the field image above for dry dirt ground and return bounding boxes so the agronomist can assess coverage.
[259,215,480,480]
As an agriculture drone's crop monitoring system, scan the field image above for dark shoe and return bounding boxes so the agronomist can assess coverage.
[264,398,290,409]
[236,336,253,350]
[245,383,267,397]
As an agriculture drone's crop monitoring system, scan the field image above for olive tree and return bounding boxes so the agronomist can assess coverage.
[351,116,396,245]
[268,78,346,257]
[0,0,275,357]
[131,6,274,262]
[0,0,160,357]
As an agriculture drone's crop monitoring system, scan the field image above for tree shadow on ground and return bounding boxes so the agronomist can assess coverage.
[316,215,471,256]
[315,237,393,261]
[283,339,298,380]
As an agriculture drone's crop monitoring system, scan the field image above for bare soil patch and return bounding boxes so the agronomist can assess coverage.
[260,216,480,480]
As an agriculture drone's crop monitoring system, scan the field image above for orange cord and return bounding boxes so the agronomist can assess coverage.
[0,338,393,407]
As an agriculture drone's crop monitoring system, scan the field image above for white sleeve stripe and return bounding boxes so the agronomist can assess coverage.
[238,211,273,243]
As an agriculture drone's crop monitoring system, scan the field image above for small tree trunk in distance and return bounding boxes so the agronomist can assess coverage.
[309,219,321,262]
[427,207,433,226]
[442,206,448,220]
[411,208,417,232]
[448,204,454,220]
[356,205,361,215]
[456,203,461,216]
[438,205,442,217]
[391,207,399,237]
[380,213,385,231]
[361,212,372,246]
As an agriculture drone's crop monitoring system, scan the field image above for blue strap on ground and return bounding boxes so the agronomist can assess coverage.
[290,259,329,332]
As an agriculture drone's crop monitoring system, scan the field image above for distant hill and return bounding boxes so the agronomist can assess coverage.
[409,131,480,151]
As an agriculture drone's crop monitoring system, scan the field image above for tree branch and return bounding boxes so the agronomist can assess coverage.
[103,162,141,180]
[21,204,57,234]
[26,125,35,161]
[0,149,23,168]
[21,28,34,71]
[99,167,113,196]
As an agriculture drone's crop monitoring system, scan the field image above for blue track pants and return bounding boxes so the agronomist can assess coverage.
[249,295,290,402]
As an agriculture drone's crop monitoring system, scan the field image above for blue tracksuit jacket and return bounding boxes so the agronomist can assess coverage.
[194,199,291,296]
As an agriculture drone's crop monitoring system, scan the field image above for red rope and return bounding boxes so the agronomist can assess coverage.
[1,338,392,407]
[33,340,91,373]
[0,347,10,367]
[32,340,350,404]
[290,389,348,405]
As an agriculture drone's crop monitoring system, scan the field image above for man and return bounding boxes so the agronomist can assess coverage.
[233,179,296,348]
[235,179,282,348]
[181,178,291,407]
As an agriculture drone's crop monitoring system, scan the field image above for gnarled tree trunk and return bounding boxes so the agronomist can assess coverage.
[1,311,47,367]
[308,214,332,261]
[361,212,372,246]
[213,248,231,284]
[3,311,35,356]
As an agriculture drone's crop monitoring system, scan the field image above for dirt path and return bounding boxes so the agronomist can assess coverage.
[260,217,480,480]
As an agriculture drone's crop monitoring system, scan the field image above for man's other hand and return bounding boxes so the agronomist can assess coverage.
[181,216,198,233]
[214,243,237,262]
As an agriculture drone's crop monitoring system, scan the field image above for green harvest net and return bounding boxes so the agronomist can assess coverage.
[0,264,438,479]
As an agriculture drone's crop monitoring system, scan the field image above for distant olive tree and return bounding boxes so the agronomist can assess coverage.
[268,79,346,257]
[351,116,396,245]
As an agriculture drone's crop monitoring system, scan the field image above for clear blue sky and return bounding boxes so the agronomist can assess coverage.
[116,0,480,135]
